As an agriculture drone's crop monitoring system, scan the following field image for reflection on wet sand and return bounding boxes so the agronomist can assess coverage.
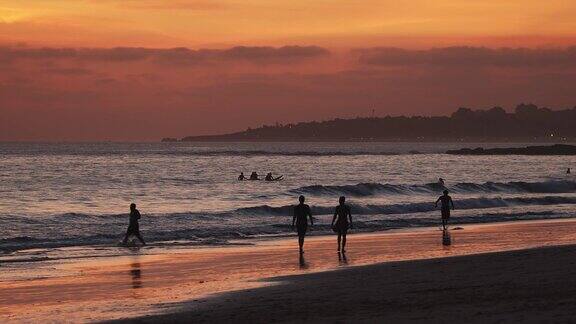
[130,262,143,289]
[5,220,576,323]
[442,230,452,246]
[299,253,308,269]
[338,252,348,266]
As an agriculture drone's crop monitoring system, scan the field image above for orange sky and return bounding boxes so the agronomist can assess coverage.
[3,0,576,47]
[1,0,576,140]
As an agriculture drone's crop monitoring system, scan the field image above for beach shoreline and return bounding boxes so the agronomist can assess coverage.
[124,244,576,323]
[3,219,576,322]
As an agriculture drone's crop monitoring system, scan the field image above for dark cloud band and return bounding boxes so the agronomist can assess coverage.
[357,46,576,67]
[0,45,330,64]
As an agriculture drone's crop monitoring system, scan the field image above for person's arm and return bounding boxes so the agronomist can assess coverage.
[308,206,314,227]
[450,197,455,210]
[435,196,441,207]
[348,207,353,229]
[136,210,141,220]
[292,208,296,229]
[331,208,338,227]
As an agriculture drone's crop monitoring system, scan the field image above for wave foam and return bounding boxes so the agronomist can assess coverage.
[292,180,576,196]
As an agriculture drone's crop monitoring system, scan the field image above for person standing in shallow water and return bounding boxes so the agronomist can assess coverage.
[292,195,313,253]
[331,196,353,253]
[435,190,455,231]
[122,203,146,245]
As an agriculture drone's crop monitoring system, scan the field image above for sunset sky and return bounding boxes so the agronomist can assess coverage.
[2,0,576,140]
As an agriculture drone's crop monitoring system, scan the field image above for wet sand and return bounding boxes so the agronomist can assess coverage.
[3,219,576,322]
[129,243,576,323]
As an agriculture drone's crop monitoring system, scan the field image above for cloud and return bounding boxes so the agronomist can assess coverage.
[116,0,224,10]
[356,46,576,67]
[43,67,94,75]
[0,45,330,65]
[154,46,330,64]
[3,43,576,141]
[90,0,224,11]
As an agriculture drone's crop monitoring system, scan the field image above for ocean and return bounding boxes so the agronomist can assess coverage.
[1,142,575,267]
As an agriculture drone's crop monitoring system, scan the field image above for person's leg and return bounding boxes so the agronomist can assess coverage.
[337,232,342,252]
[341,232,347,252]
[298,226,307,252]
[297,228,305,252]
[135,233,146,245]
[122,230,131,244]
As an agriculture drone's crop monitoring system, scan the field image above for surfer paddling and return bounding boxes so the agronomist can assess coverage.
[264,172,283,181]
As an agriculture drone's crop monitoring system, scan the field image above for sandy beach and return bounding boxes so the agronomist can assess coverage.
[3,219,576,323]
[129,242,576,323]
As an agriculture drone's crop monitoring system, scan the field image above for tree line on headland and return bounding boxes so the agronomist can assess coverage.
[163,103,576,142]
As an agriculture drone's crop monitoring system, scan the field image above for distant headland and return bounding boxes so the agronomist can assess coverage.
[164,103,576,142]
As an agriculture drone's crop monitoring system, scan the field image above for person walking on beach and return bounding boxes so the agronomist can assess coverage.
[292,195,313,254]
[331,196,353,253]
[435,190,455,231]
[122,203,146,245]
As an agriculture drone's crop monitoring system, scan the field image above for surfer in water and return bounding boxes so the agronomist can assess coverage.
[122,203,146,245]
[292,195,313,253]
[249,172,259,180]
[435,190,455,231]
[331,196,353,253]
[264,172,284,181]
[238,172,246,181]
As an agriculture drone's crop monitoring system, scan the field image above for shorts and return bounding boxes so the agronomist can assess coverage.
[296,225,307,237]
[335,221,349,234]
[126,224,140,235]
[441,208,450,220]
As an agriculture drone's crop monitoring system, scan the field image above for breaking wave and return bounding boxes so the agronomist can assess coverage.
[292,180,576,196]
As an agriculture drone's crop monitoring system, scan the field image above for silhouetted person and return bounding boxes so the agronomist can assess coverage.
[292,195,313,253]
[435,190,455,231]
[122,203,146,245]
[238,172,245,180]
[438,178,445,186]
[249,172,259,180]
[265,173,283,181]
[568,168,571,174]
[331,196,352,253]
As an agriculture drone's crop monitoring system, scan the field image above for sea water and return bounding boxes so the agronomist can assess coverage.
[1,142,575,266]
